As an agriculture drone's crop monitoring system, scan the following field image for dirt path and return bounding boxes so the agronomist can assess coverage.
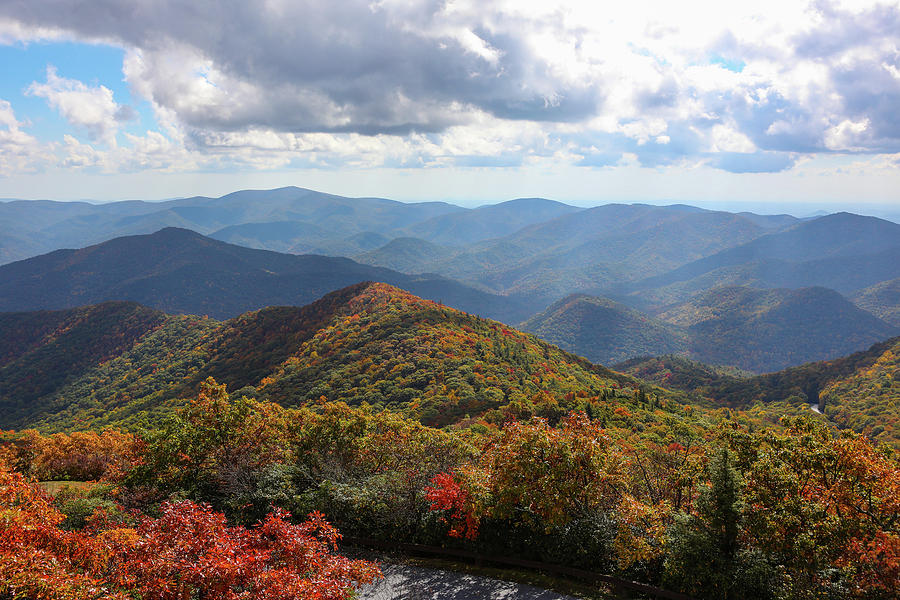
[358,563,581,600]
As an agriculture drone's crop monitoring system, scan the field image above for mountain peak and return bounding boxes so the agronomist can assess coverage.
[341,280,440,312]
[152,226,208,238]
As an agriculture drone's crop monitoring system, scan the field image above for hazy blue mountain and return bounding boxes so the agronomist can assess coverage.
[852,278,900,327]
[520,294,688,365]
[626,213,900,305]
[734,212,801,229]
[355,237,456,273]
[402,197,581,245]
[656,285,898,372]
[0,228,536,323]
[516,285,897,372]
[0,187,462,264]
[382,206,778,301]
[209,221,333,252]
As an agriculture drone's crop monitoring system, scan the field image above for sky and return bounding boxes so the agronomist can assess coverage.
[0,0,899,212]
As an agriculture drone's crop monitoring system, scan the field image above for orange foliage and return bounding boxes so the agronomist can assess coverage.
[0,466,381,599]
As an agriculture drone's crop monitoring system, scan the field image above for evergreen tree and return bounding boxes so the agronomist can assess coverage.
[663,448,779,599]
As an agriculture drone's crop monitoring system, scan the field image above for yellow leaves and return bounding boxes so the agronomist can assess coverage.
[614,495,671,569]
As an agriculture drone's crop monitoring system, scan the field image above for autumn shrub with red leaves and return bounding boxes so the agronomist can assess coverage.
[0,467,380,600]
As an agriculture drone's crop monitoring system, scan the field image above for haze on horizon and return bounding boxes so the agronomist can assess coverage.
[0,1,898,212]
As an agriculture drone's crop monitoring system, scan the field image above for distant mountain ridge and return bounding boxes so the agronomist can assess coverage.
[621,213,900,305]
[520,286,898,373]
[5,186,900,376]
[0,227,536,323]
[0,187,570,265]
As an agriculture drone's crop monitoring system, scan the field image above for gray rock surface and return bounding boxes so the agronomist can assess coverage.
[358,563,580,600]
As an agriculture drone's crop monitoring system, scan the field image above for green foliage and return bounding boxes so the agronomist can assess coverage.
[620,337,900,448]
[663,449,780,599]
[1,282,693,433]
[258,284,669,427]
[520,294,688,365]
[125,377,294,522]
[52,482,123,530]
[0,302,170,427]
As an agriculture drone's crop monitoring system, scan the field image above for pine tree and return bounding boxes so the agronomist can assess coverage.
[663,448,778,599]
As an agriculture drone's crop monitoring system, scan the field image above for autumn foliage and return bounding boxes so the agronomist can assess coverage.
[3,367,898,599]
[0,467,380,599]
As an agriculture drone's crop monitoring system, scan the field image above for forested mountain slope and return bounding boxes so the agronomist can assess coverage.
[520,294,688,364]
[618,335,900,448]
[0,228,536,323]
[0,283,674,431]
[518,286,897,373]
[853,277,900,327]
[655,286,898,372]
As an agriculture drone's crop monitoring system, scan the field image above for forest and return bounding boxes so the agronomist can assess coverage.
[1,283,898,599]
[3,0,900,597]
[2,374,897,599]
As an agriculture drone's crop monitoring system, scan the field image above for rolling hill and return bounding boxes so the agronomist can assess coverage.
[617,335,900,448]
[0,228,536,323]
[0,283,675,431]
[0,187,461,264]
[0,190,801,302]
[355,237,455,273]
[359,204,786,300]
[519,294,688,364]
[517,286,897,373]
[852,278,900,327]
[624,213,900,306]
[656,286,898,372]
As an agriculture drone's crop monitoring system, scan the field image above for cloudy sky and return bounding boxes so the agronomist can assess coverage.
[0,0,899,210]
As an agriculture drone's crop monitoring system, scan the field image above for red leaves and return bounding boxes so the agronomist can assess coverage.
[114,501,382,600]
[426,472,479,540]
[0,466,381,600]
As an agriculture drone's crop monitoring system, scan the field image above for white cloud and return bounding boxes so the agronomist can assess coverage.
[824,118,872,151]
[0,99,53,175]
[710,125,756,153]
[28,67,134,147]
[0,0,898,175]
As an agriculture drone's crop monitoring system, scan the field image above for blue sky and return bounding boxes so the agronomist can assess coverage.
[0,1,898,212]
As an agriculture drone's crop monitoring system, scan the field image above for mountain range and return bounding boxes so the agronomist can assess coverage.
[0,187,577,265]
[520,286,897,372]
[3,186,900,373]
[0,283,655,431]
[0,227,535,323]
[3,282,899,452]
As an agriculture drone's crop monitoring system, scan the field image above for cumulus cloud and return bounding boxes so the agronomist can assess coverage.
[0,100,53,175]
[28,67,135,147]
[1,0,899,174]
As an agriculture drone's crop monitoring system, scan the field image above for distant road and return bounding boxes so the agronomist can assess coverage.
[358,563,581,600]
